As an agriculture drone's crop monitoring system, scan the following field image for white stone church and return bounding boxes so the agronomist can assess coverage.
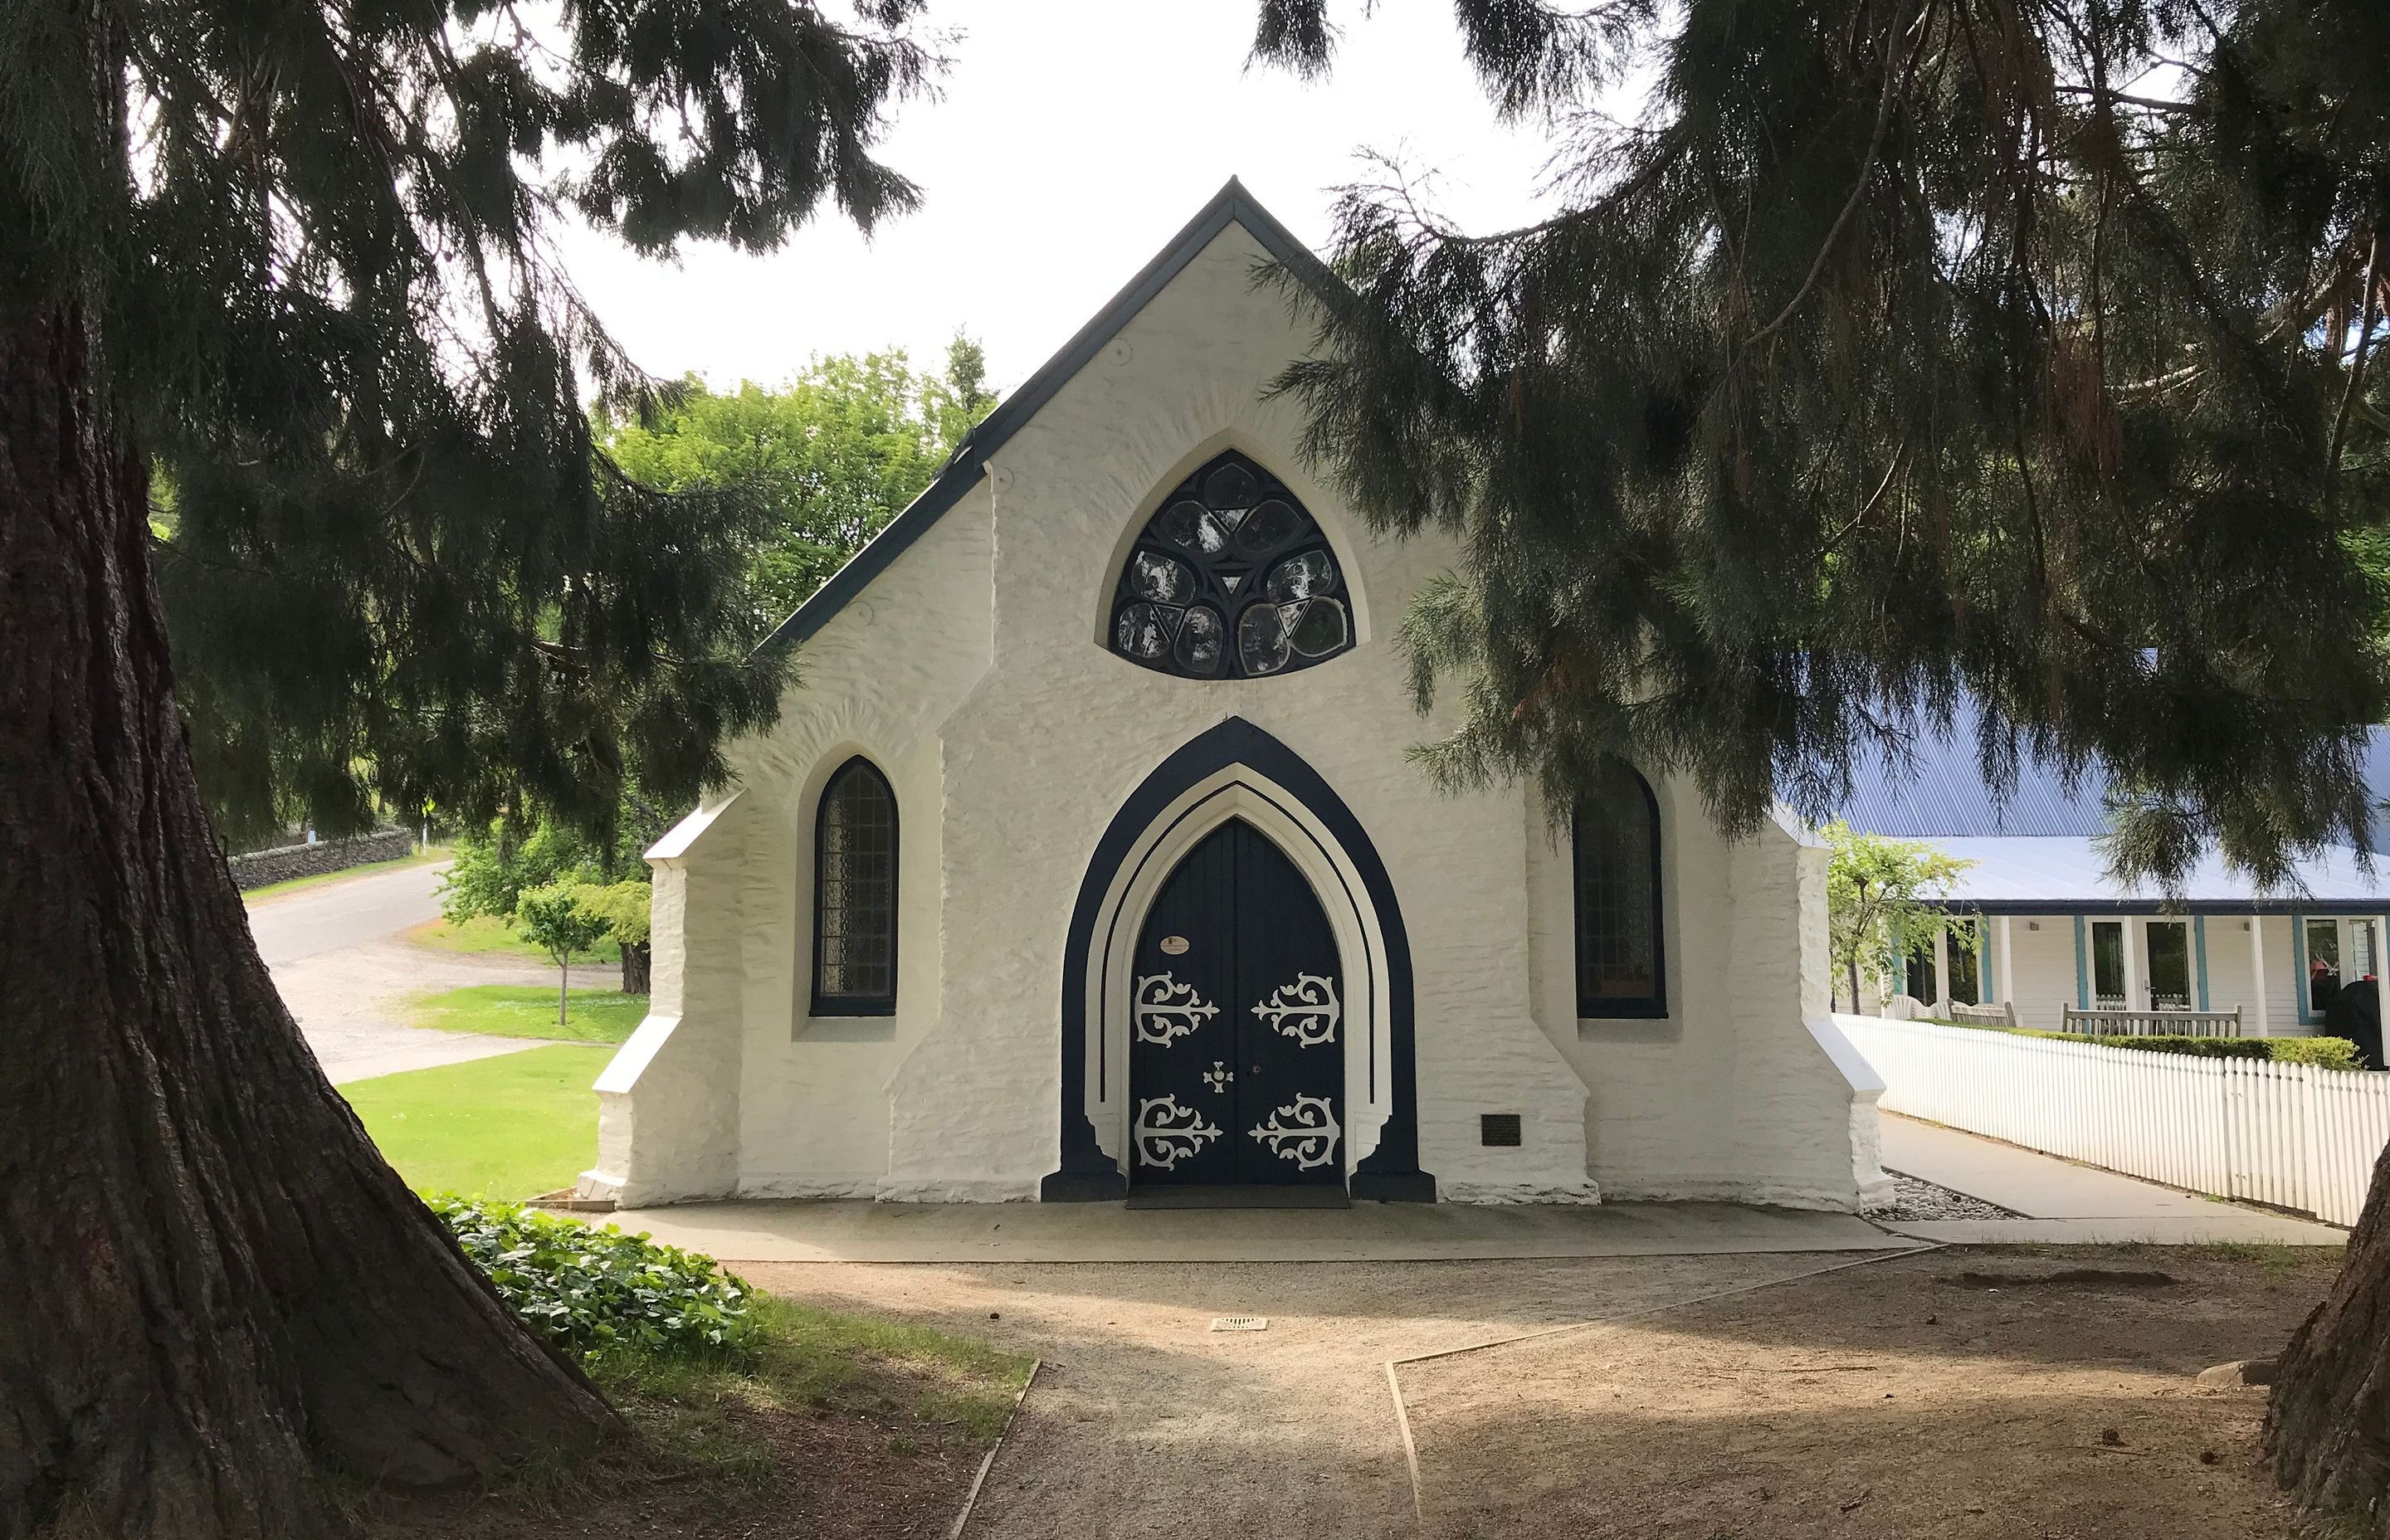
[580,181,1892,1211]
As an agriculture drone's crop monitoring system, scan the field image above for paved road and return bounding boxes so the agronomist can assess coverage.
[246,858,450,966]
[246,859,563,1084]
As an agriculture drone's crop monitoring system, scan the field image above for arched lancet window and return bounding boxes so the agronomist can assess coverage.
[1108,451,1354,679]
[812,758,897,1016]
[1573,762,1666,1018]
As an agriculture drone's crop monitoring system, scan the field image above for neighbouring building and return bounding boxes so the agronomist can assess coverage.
[578,182,1892,1211]
[1838,726,2390,1039]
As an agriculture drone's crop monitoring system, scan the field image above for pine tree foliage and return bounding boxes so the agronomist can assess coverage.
[1252,0,2390,890]
[2,0,938,851]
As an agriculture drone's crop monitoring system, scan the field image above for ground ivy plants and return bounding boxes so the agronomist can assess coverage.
[431,1196,754,1363]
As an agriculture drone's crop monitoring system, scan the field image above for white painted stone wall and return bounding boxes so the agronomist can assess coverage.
[590,217,1881,1209]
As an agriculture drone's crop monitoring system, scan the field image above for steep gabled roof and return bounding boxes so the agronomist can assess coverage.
[758,178,1344,654]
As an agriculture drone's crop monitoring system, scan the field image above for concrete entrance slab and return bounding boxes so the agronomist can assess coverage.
[1880,1114,2348,1245]
[603,1197,1914,1265]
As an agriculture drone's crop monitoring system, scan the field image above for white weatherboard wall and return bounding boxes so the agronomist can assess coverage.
[587,207,1887,1211]
[1989,914,2307,1035]
[1842,1016,2390,1225]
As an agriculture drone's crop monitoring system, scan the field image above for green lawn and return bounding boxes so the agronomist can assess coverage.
[404,983,647,1043]
[600,1294,1037,1479]
[405,911,617,965]
[242,845,446,904]
[345,1043,612,1199]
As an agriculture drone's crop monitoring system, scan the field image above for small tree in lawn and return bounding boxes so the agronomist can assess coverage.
[1822,822,1973,1015]
[570,882,654,995]
[515,884,610,1029]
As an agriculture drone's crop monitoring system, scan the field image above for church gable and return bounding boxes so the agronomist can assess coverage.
[758,178,1344,657]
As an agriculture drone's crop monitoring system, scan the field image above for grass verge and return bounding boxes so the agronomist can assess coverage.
[358,1217,1034,1539]
[588,1294,1034,1482]
[345,1043,611,1199]
[242,846,446,904]
[404,983,646,1043]
[406,912,617,965]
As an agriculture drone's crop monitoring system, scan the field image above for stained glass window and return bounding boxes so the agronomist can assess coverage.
[1107,451,1354,679]
[813,758,897,1015]
[1573,762,1666,1018]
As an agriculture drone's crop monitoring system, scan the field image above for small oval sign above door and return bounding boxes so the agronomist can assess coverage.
[1160,935,1190,955]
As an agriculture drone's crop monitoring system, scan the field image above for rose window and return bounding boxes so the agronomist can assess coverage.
[1108,451,1354,679]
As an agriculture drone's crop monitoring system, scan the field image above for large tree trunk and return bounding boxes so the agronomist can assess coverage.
[2269,1137,2390,1531]
[0,300,616,1536]
[621,940,652,995]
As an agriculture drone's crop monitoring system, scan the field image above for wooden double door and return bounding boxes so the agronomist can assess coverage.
[1127,819,1344,1188]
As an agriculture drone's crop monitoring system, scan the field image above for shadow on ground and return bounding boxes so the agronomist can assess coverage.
[1401,1246,2335,1539]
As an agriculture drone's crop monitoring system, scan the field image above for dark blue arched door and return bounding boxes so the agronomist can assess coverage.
[1128,820,1344,1187]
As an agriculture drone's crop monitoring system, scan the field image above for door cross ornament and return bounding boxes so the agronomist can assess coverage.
[1134,972,1218,1046]
[1202,1061,1234,1095]
[1134,1094,1222,1169]
[1251,973,1340,1047]
[1249,1094,1342,1171]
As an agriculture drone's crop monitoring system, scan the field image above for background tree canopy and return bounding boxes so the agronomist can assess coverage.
[426,344,996,937]
[603,339,995,621]
[1251,0,2390,893]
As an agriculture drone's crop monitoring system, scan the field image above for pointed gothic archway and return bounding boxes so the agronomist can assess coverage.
[1042,717,1433,1201]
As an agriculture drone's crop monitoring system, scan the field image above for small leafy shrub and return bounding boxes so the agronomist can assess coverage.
[2270,1036,2366,1071]
[1955,1018,2364,1071]
[432,1195,754,1363]
[2074,1032,2362,1070]
[2084,1033,2275,1060]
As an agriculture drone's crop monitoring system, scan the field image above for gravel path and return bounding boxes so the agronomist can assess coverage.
[1881,1170,2023,1221]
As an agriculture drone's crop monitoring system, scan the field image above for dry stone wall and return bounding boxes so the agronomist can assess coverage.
[226,828,413,890]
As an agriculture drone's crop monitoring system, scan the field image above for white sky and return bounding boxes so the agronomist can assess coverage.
[557,1,1566,395]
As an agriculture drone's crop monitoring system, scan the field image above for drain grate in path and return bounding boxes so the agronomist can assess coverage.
[1210,1316,1269,1332]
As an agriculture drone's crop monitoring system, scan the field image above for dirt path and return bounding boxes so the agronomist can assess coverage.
[1399,1245,2336,1539]
[751,1245,2338,1539]
[748,1251,1889,1539]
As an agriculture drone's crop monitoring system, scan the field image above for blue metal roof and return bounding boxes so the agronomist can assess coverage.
[1827,706,2390,909]
[1830,713,2390,846]
[1827,727,2110,838]
[1911,837,2390,914]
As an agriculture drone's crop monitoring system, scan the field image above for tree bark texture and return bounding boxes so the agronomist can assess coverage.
[621,941,651,995]
[0,302,617,1538]
[2269,1137,2390,1532]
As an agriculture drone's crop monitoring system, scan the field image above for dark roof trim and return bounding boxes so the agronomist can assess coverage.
[758,178,1345,655]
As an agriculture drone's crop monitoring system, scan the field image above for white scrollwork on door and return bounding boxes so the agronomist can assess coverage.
[1250,973,1340,1047]
[1134,1095,1223,1170]
[1134,972,1218,1045]
[1248,1094,1342,1171]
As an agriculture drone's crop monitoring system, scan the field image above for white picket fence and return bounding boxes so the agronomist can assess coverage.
[1837,1015,2390,1226]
